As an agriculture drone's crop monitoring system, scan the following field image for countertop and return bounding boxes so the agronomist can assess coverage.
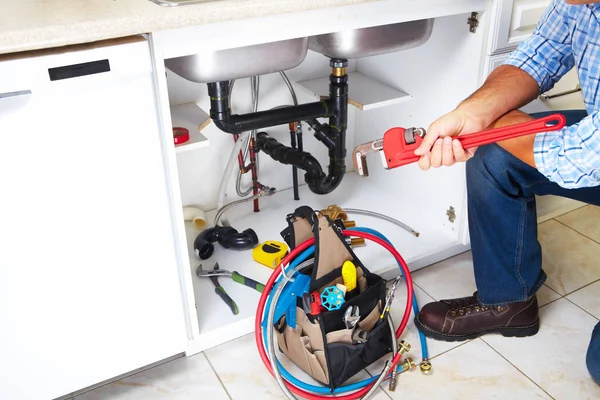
[0,0,373,55]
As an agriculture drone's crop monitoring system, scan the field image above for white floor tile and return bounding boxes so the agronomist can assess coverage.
[205,333,289,400]
[482,298,600,400]
[537,284,562,307]
[410,251,478,301]
[382,339,552,400]
[539,220,600,295]
[566,281,600,319]
[411,251,559,307]
[205,333,390,400]
[74,354,228,400]
[556,205,600,243]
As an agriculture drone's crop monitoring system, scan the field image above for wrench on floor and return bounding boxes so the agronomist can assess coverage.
[352,113,567,176]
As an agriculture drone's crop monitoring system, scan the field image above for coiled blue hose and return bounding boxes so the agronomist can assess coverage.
[261,226,428,394]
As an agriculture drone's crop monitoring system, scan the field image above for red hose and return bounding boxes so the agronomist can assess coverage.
[254,230,414,399]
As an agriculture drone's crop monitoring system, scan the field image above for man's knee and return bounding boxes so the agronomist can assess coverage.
[466,144,512,186]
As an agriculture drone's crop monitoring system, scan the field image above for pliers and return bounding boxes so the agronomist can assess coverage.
[195,262,265,315]
[352,113,566,176]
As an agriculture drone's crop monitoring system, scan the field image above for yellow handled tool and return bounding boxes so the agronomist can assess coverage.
[341,260,357,292]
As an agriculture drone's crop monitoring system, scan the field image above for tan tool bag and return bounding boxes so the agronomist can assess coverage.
[276,206,394,390]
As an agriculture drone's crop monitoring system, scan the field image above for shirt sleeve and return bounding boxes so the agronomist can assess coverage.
[534,111,600,189]
[502,0,574,94]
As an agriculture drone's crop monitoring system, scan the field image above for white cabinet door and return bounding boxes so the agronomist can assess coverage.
[0,38,186,400]
[489,0,551,55]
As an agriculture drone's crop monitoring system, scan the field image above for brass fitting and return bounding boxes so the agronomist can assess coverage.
[389,368,399,392]
[345,237,365,247]
[320,205,348,221]
[398,340,411,355]
[343,220,357,228]
[400,357,416,373]
[332,67,346,77]
[420,359,432,375]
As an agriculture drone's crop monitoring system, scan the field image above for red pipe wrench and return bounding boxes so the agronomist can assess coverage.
[353,113,566,176]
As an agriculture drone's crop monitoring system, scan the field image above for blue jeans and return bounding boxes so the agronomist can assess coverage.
[465,109,599,383]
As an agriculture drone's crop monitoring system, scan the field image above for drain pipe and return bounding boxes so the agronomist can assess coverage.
[207,59,349,195]
[207,81,329,134]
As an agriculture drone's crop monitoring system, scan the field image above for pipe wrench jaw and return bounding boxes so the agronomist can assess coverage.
[381,127,426,170]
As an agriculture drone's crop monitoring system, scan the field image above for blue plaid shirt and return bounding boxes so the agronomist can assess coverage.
[503,1,600,188]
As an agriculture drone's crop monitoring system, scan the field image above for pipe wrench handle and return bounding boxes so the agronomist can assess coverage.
[382,113,566,170]
[457,113,566,149]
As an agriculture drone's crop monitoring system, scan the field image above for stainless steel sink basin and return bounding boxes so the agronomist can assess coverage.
[308,19,434,59]
[165,38,309,83]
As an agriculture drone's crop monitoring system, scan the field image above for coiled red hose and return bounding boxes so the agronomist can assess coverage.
[254,230,414,399]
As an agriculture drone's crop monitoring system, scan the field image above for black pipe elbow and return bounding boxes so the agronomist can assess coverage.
[212,119,240,134]
[194,226,259,260]
[256,132,346,194]
[256,132,326,182]
[306,166,345,194]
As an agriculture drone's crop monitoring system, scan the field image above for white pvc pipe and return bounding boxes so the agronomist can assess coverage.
[182,206,208,230]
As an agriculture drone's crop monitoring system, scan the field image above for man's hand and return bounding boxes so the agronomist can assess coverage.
[414,107,486,170]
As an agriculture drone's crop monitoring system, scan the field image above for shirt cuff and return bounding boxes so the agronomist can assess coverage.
[533,130,562,180]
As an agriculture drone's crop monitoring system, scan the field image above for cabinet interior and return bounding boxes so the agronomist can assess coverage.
[163,12,483,353]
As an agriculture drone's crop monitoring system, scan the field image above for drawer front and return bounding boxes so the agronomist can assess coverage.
[484,53,585,113]
[489,0,550,55]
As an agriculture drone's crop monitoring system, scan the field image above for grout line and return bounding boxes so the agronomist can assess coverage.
[480,339,556,400]
[428,338,473,360]
[412,280,440,302]
[564,296,600,321]
[561,278,600,298]
[204,352,233,400]
[539,295,564,310]
[553,218,600,246]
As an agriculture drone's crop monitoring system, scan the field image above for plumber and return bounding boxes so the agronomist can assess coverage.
[412,0,599,384]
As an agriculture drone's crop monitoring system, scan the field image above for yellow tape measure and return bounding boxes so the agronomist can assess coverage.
[252,240,289,269]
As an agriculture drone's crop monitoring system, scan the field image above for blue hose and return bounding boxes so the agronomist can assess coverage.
[261,226,427,394]
[261,244,378,394]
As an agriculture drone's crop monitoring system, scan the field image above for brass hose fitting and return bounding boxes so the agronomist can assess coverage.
[389,342,413,392]
[420,359,432,375]
[400,357,416,373]
[398,340,411,355]
[345,237,365,247]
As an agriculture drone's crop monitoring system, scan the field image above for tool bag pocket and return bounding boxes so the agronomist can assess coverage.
[276,205,394,391]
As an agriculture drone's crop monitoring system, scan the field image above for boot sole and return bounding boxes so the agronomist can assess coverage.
[414,315,540,342]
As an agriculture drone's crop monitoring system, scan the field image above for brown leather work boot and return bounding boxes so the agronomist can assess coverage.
[414,292,539,341]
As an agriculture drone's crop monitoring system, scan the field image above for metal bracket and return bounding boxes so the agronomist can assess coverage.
[468,12,479,33]
[540,84,582,100]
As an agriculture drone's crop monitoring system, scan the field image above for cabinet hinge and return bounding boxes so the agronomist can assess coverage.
[467,12,479,33]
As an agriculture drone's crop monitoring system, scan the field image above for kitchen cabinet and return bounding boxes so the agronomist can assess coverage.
[150,4,488,355]
[0,36,186,400]
[487,0,551,55]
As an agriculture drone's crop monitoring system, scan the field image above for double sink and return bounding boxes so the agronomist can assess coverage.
[165,19,434,83]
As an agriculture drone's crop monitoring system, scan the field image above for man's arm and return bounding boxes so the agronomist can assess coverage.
[456,65,540,130]
[415,0,575,168]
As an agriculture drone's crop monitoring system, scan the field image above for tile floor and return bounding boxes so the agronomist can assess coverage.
[71,205,600,400]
